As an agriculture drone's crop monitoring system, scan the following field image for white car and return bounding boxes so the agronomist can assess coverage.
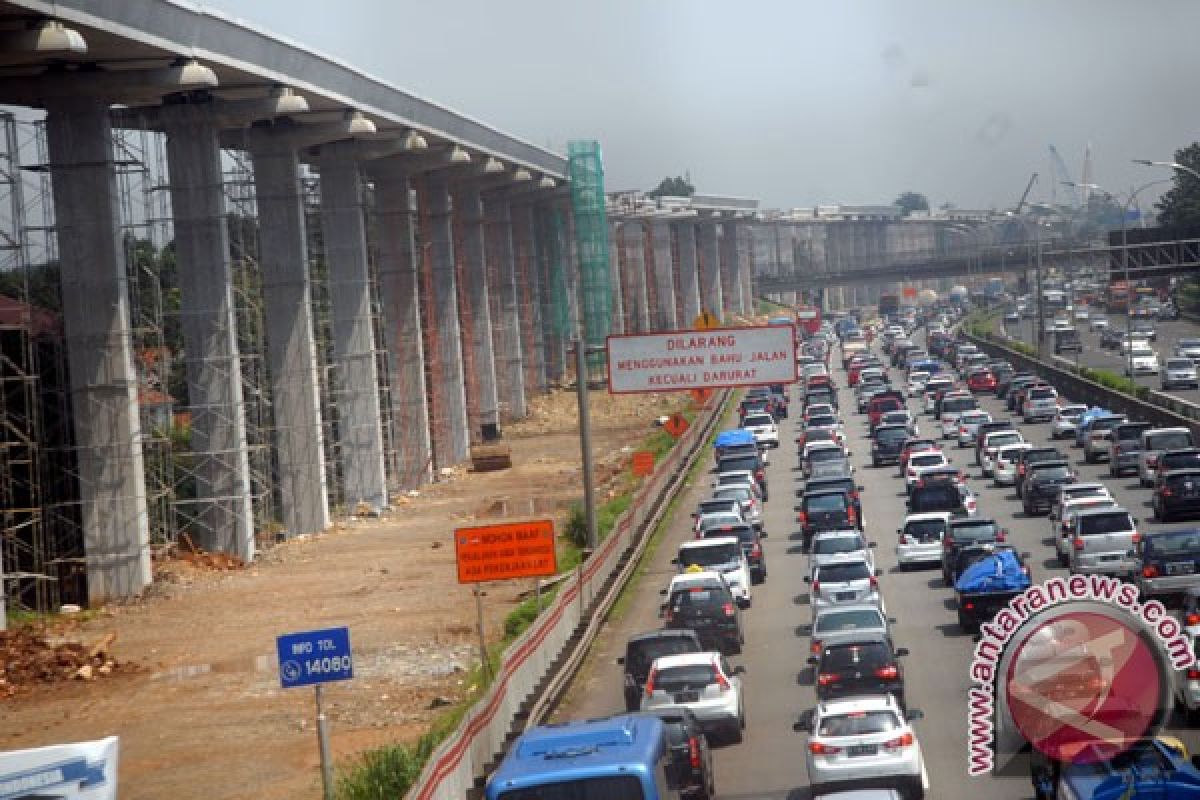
[1050,404,1088,439]
[1090,315,1110,331]
[1120,335,1151,355]
[642,652,745,742]
[1074,306,1090,321]
[905,451,949,491]
[955,410,992,448]
[741,412,779,449]
[1052,497,1118,566]
[1174,625,1200,725]
[992,443,1032,487]
[896,512,950,568]
[809,530,876,575]
[1163,358,1200,390]
[1126,345,1160,376]
[676,537,752,607]
[979,430,1025,477]
[922,379,954,415]
[906,371,930,398]
[796,694,926,799]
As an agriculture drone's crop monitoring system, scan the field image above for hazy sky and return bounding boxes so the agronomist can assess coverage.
[202,0,1200,211]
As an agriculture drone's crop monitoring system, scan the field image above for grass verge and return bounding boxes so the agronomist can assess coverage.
[335,399,704,798]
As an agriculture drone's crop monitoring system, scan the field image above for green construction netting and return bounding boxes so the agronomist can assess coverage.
[567,140,612,375]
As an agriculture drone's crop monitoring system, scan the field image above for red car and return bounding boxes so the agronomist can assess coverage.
[867,391,904,429]
[967,369,997,393]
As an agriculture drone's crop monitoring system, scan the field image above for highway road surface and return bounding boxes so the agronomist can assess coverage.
[549,328,1200,799]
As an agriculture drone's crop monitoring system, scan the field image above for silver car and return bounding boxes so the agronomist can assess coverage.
[1050,404,1087,439]
[809,530,877,574]
[1022,385,1059,423]
[1163,358,1200,390]
[641,651,745,742]
[711,485,763,530]
[809,604,892,657]
[955,410,992,448]
[1068,507,1139,577]
[1140,427,1196,487]
[807,559,884,620]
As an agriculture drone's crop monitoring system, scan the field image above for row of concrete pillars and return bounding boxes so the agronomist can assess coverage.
[45,100,569,603]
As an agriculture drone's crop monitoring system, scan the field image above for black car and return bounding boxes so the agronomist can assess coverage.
[996,371,1033,399]
[1006,377,1040,412]
[618,629,704,711]
[909,482,975,518]
[713,441,758,466]
[1015,447,1065,499]
[798,476,864,525]
[797,489,857,548]
[1155,449,1200,490]
[804,387,838,413]
[661,575,743,655]
[808,633,909,709]
[871,424,908,467]
[950,543,1028,586]
[1100,327,1124,350]
[974,419,1017,463]
[637,707,716,799]
[700,522,767,583]
[942,517,1006,585]
[1022,460,1076,515]
[1154,469,1200,522]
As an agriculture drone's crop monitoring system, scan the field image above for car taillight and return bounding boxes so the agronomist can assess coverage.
[1132,530,1141,544]
[996,530,1006,542]
[644,669,656,695]
[1162,487,1174,497]
[750,543,761,558]
[811,639,823,655]
[943,536,954,549]
[664,608,673,623]
[901,533,915,544]
[963,600,975,610]
[688,735,702,768]
[1189,669,1200,682]
[798,511,808,525]
[816,672,839,687]
[869,576,879,589]
[809,741,842,755]
[1074,537,1085,550]
[811,580,820,594]
[875,664,899,680]
[1143,565,1159,578]
[755,469,765,481]
[722,602,736,617]
[884,732,915,749]
[1147,455,1159,467]
[1187,613,1200,626]
[715,669,731,691]
[847,507,857,523]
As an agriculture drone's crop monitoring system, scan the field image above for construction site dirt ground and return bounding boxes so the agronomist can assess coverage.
[0,388,687,800]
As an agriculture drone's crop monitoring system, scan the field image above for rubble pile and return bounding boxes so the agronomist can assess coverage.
[0,629,121,698]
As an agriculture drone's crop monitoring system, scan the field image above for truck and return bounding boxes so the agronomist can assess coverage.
[1105,280,1131,314]
[1033,736,1200,800]
[879,293,900,317]
[794,306,821,337]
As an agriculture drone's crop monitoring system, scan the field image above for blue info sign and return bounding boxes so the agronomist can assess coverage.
[276,626,353,689]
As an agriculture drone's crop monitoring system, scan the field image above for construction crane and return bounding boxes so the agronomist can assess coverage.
[1014,172,1039,215]
[999,172,1039,243]
[1049,145,1079,209]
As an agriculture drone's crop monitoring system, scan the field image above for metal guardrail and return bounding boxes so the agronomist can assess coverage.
[404,389,730,800]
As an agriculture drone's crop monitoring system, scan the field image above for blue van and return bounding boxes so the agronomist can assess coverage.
[485,714,682,800]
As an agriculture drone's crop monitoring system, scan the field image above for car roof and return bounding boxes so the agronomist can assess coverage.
[905,511,952,523]
[817,694,902,717]
[812,529,862,540]
[814,558,871,572]
[650,652,721,670]
[951,516,996,527]
[814,603,886,619]
[668,571,725,588]
[1029,459,1070,468]
[680,536,740,551]
[628,628,701,645]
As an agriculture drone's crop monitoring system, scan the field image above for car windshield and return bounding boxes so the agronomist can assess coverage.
[670,586,726,610]
[1167,359,1194,370]
[1148,531,1200,555]
[807,493,848,513]
[1030,388,1056,399]
[1078,513,1134,535]
[952,521,999,540]
[713,487,751,503]
[808,415,837,427]
[989,434,1022,448]
[911,486,959,509]
[679,543,740,567]
[1132,347,1155,357]
[822,643,888,670]
[1147,432,1193,451]
[1061,407,1086,418]
[817,562,871,583]
[1181,339,1200,349]
[628,638,699,673]
[1163,454,1200,471]
[809,448,843,463]
[812,535,864,555]
[997,447,1026,463]
[814,608,884,634]
[654,664,717,692]
[743,414,773,427]
[1032,465,1072,480]
[905,518,947,538]
[912,454,945,468]
[943,397,977,413]
[876,427,908,442]
[872,398,902,412]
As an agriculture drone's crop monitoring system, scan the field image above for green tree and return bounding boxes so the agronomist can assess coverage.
[648,175,694,198]
[1154,143,1200,228]
[893,191,930,216]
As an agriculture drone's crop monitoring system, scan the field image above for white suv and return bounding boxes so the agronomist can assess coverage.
[741,412,779,449]
[642,652,745,742]
[676,537,752,608]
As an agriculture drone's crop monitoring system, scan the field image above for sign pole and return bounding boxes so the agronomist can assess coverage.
[315,684,334,800]
[474,585,491,680]
[574,340,598,551]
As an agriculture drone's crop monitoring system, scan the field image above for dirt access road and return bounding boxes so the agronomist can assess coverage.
[1,388,686,799]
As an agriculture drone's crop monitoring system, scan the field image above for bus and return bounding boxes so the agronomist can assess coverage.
[485,715,682,800]
[795,306,821,337]
[1105,280,1131,313]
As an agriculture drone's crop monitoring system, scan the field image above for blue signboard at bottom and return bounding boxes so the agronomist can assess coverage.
[276,626,353,689]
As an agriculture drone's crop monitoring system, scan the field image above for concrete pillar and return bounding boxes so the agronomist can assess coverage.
[369,162,432,487]
[249,142,331,536]
[453,183,500,436]
[482,193,526,420]
[162,108,255,560]
[777,225,798,307]
[622,221,650,332]
[45,101,151,602]
[536,202,569,381]
[738,224,754,316]
[675,221,701,326]
[420,171,471,466]
[697,221,723,319]
[318,148,388,509]
[514,202,547,392]
[607,224,626,334]
[650,221,677,330]
[719,220,743,317]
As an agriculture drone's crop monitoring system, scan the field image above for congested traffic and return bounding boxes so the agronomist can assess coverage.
[485,300,1200,800]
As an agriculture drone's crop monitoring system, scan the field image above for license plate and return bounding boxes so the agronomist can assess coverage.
[1099,554,1120,562]
[675,690,699,703]
[1167,562,1196,576]
[835,591,857,601]
[847,744,877,757]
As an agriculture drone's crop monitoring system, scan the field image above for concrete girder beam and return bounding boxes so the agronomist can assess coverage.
[0,60,218,107]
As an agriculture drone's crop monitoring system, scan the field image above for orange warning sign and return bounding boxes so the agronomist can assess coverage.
[663,413,689,438]
[454,520,557,584]
[902,286,918,299]
[631,451,655,476]
[690,388,714,406]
